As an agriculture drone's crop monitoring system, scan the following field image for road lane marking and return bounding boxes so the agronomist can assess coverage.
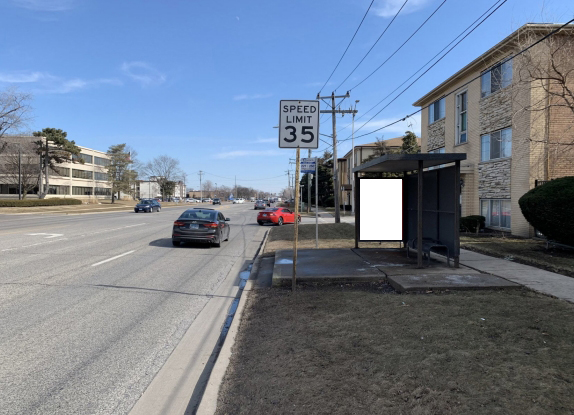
[27,233,64,238]
[91,250,136,267]
[1,238,69,252]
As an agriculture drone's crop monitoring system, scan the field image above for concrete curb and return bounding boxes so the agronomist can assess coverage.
[196,229,270,415]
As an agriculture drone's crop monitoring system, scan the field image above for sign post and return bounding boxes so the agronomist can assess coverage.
[301,157,318,249]
[279,100,320,291]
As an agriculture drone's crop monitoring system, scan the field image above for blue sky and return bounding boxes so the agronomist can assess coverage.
[1,0,572,193]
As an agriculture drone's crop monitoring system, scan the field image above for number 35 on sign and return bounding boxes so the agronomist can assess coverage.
[278,100,320,149]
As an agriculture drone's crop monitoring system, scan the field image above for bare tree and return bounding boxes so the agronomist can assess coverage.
[141,155,182,200]
[511,27,574,180]
[202,179,214,192]
[0,87,33,154]
[0,141,39,198]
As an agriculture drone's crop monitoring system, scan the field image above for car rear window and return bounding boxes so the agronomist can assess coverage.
[180,210,217,221]
[140,199,153,204]
[263,208,279,212]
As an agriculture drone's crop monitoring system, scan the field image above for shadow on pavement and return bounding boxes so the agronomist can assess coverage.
[148,238,212,250]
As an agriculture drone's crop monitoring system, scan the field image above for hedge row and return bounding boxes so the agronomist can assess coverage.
[0,198,83,207]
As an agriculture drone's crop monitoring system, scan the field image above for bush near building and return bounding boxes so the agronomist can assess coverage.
[0,198,82,207]
[519,177,574,246]
[460,215,486,233]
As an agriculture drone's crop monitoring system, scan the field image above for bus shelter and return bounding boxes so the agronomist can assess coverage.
[352,153,467,268]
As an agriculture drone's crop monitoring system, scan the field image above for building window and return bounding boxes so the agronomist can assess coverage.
[73,153,93,164]
[481,128,512,161]
[94,156,110,166]
[481,199,511,229]
[72,186,93,195]
[481,60,513,98]
[72,169,93,180]
[48,185,70,195]
[94,172,108,181]
[456,91,467,144]
[428,97,445,124]
[94,187,111,196]
[51,167,70,177]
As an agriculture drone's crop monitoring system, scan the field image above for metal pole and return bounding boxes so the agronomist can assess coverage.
[454,160,461,268]
[293,147,301,292]
[315,158,319,249]
[331,93,340,223]
[18,146,22,200]
[417,160,424,268]
[307,149,312,214]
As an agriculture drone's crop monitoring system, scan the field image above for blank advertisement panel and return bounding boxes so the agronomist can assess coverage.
[360,179,403,241]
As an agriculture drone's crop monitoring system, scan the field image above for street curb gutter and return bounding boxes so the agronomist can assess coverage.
[196,228,270,415]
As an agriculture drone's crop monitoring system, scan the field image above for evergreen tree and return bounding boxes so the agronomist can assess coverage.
[32,128,81,199]
[401,130,420,154]
[107,143,136,203]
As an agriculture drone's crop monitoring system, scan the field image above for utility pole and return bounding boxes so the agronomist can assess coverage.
[234,175,237,200]
[351,100,359,213]
[286,170,290,204]
[317,91,356,223]
[199,170,203,202]
[18,146,22,200]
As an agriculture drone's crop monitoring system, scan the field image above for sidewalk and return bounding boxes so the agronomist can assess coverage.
[459,248,574,303]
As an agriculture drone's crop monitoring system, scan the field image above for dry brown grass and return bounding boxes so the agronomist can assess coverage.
[461,234,574,278]
[263,223,400,254]
[217,286,574,415]
[0,200,188,214]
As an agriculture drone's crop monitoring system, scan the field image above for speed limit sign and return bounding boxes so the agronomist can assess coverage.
[278,100,320,149]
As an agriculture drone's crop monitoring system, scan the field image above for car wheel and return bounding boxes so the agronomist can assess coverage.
[157,207,161,212]
[298,216,302,223]
[213,232,221,247]
[257,221,263,226]
[278,217,283,226]
[225,228,230,241]
[172,240,180,246]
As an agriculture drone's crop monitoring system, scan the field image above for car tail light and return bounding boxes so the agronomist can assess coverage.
[203,222,218,228]
[174,221,185,226]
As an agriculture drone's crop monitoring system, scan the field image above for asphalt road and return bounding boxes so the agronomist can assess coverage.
[0,203,266,415]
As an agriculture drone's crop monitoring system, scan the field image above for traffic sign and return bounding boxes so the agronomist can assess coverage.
[279,100,320,149]
[301,157,316,173]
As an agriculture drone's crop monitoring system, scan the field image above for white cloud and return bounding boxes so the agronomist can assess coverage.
[373,0,431,18]
[11,0,75,11]
[360,113,421,136]
[214,150,282,159]
[121,62,166,87]
[0,70,122,94]
[233,93,272,101]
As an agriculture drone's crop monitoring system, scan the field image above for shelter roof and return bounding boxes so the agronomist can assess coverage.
[353,153,466,173]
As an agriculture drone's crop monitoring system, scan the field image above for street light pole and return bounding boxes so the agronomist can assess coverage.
[351,100,359,214]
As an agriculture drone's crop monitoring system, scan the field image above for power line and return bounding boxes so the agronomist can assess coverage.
[343,0,508,142]
[333,0,409,92]
[317,0,375,95]
[351,17,574,141]
[336,0,508,138]
[349,0,448,91]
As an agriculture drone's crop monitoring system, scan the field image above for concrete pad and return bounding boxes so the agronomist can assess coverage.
[272,249,385,286]
[388,273,520,293]
[352,248,480,277]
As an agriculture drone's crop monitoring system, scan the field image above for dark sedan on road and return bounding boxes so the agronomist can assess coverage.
[134,199,161,213]
[254,200,266,210]
[172,208,230,247]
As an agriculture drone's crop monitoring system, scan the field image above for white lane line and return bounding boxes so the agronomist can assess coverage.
[91,250,135,267]
[2,238,69,252]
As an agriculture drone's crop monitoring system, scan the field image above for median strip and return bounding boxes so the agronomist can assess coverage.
[91,250,135,267]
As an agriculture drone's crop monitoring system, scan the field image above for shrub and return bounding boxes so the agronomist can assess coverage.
[322,196,334,207]
[519,177,574,245]
[460,215,485,233]
[0,198,83,207]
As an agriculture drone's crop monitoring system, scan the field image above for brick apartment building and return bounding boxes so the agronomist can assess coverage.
[413,23,574,237]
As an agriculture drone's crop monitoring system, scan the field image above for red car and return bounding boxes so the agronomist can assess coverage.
[257,208,301,226]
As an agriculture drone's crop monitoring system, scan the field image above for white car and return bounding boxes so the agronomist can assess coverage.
[233,198,245,204]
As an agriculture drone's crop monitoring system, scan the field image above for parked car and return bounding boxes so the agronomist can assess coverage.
[257,207,301,226]
[134,199,161,213]
[172,208,230,247]
[202,198,212,203]
[213,198,221,205]
[233,198,245,204]
[172,197,180,203]
[254,200,266,210]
